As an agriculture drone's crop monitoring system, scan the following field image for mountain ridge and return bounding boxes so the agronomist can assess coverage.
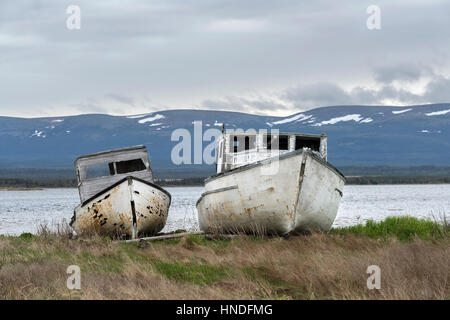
[1,103,449,171]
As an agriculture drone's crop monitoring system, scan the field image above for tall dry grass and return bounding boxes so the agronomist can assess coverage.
[0,229,448,300]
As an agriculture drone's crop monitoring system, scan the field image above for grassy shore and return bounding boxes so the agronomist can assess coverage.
[0,217,448,300]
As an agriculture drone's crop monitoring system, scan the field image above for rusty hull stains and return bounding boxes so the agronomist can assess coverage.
[197,151,345,234]
[73,178,170,238]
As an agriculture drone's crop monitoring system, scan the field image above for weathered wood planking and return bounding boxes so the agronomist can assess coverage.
[75,145,153,203]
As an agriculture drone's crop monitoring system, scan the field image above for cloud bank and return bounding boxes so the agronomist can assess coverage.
[0,0,449,117]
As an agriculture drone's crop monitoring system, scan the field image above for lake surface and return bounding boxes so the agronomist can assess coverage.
[0,185,449,235]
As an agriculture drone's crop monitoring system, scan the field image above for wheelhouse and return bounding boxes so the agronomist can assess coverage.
[216,132,327,174]
[75,145,153,203]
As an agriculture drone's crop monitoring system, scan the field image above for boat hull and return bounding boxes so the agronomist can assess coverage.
[196,150,345,234]
[71,176,171,238]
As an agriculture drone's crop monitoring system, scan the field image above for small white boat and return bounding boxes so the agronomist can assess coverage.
[196,131,345,234]
[70,146,171,238]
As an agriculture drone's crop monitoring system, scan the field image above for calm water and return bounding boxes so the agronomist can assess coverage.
[0,185,449,235]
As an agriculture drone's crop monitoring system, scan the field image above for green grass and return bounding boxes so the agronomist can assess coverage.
[152,261,231,285]
[0,216,449,299]
[183,234,232,250]
[330,216,448,241]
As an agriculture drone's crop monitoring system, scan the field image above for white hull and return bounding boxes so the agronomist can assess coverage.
[71,176,171,238]
[196,150,345,234]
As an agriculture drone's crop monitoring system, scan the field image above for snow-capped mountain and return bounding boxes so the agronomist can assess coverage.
[1,104,449,173]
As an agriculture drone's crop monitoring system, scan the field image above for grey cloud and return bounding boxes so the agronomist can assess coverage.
[423,76,450,102]
[104,94,136,105]
[281,82,424,109]
[283,83,353,107]
[239,72,450,113]
[373,64,433,84]
[201,96,289,114]
[0,1,449,117]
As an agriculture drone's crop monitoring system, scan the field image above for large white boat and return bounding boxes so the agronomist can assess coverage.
[196,131,345,234]
[70,146,171,239]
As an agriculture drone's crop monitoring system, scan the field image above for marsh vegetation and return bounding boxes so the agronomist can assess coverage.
[0,217,448,300]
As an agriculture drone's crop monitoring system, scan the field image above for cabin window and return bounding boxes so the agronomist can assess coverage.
[279,135,289,150]
[264,135,272,150]
[295,137,320,151]
[231,135,256,152]
[85,163,112,179]
[244,135,256,151]
[233,136,239,153]
[108,163,115,175]
[115,158,147,174]
[263,135,289,150]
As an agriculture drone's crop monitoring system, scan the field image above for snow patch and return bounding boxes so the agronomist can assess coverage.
[51,119,64,123]
[269,114,312,125]
[31,130,46,138]
[392,108,412,114]
[149,123,163,127]
[138,114,165,124]
[425,109,450,116]
[312,114,363,126]
[419,129,441,134]
[360,118,373,123]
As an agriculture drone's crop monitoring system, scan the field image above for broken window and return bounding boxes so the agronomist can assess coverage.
[295,136,320,151]
[108,163,115,175]
[85,163,112,179]
[263,135,289,150]
[244,135,256,151]
[231,135,256,152]
[115,158,147,174]
[279,135,289,150]
[263,135,272,150]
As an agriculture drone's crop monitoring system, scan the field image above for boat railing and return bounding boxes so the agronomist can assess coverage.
[224,149,292,170]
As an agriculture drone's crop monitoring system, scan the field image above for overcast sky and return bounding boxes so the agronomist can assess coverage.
[1,0,449,118]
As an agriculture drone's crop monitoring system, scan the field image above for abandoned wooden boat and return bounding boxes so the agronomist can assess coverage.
[196,131,345,234]
[70,145,171,238]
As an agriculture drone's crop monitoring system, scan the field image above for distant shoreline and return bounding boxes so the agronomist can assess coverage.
[2,165,450,187]
[0,187,44,191]
[2,177,450,189]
